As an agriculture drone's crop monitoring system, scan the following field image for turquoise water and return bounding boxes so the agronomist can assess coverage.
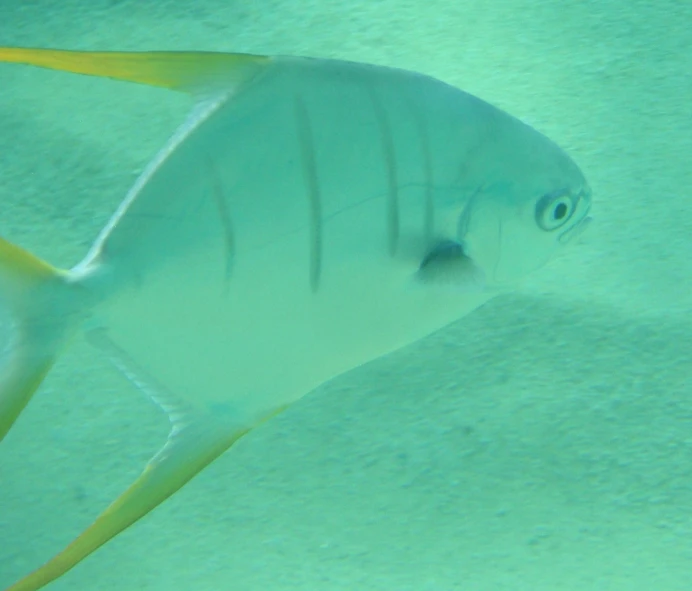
[1,1,691,590]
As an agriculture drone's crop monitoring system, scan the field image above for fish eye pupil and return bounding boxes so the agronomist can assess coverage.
[554,202,568,220]
[535,192,577,231]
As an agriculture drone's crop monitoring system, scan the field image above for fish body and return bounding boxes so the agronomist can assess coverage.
[0,49,591,591]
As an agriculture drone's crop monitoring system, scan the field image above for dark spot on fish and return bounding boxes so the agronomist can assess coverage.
[419,240,465,270]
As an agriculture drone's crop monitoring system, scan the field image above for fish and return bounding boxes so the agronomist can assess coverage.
[0,47,592,591]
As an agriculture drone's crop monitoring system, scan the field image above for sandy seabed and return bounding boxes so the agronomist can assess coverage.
[1,1,691,589]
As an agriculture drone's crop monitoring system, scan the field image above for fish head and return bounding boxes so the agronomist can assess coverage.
[456,130,592,289]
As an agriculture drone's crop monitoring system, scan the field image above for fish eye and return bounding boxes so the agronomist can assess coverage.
[535,191,577,231]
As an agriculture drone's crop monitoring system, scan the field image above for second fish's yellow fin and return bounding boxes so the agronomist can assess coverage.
[0,47,270,95]
[4,329,286,591]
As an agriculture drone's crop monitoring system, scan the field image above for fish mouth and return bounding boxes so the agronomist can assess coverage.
[559,212,592,245]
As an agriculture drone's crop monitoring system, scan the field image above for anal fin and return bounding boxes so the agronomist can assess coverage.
[4,330,284,591]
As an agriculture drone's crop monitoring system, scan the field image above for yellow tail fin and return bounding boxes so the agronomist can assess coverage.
[0,237,72,441]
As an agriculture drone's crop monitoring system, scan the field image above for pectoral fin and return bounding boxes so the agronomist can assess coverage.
[4,330,284,591]
[416,239,486,291]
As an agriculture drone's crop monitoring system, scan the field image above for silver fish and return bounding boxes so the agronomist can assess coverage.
[0,48,591,591]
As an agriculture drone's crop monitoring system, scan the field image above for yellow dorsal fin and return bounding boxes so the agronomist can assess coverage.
[0,48,270,94]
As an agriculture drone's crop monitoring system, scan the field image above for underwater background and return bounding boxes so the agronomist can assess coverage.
[0,0,691,589]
